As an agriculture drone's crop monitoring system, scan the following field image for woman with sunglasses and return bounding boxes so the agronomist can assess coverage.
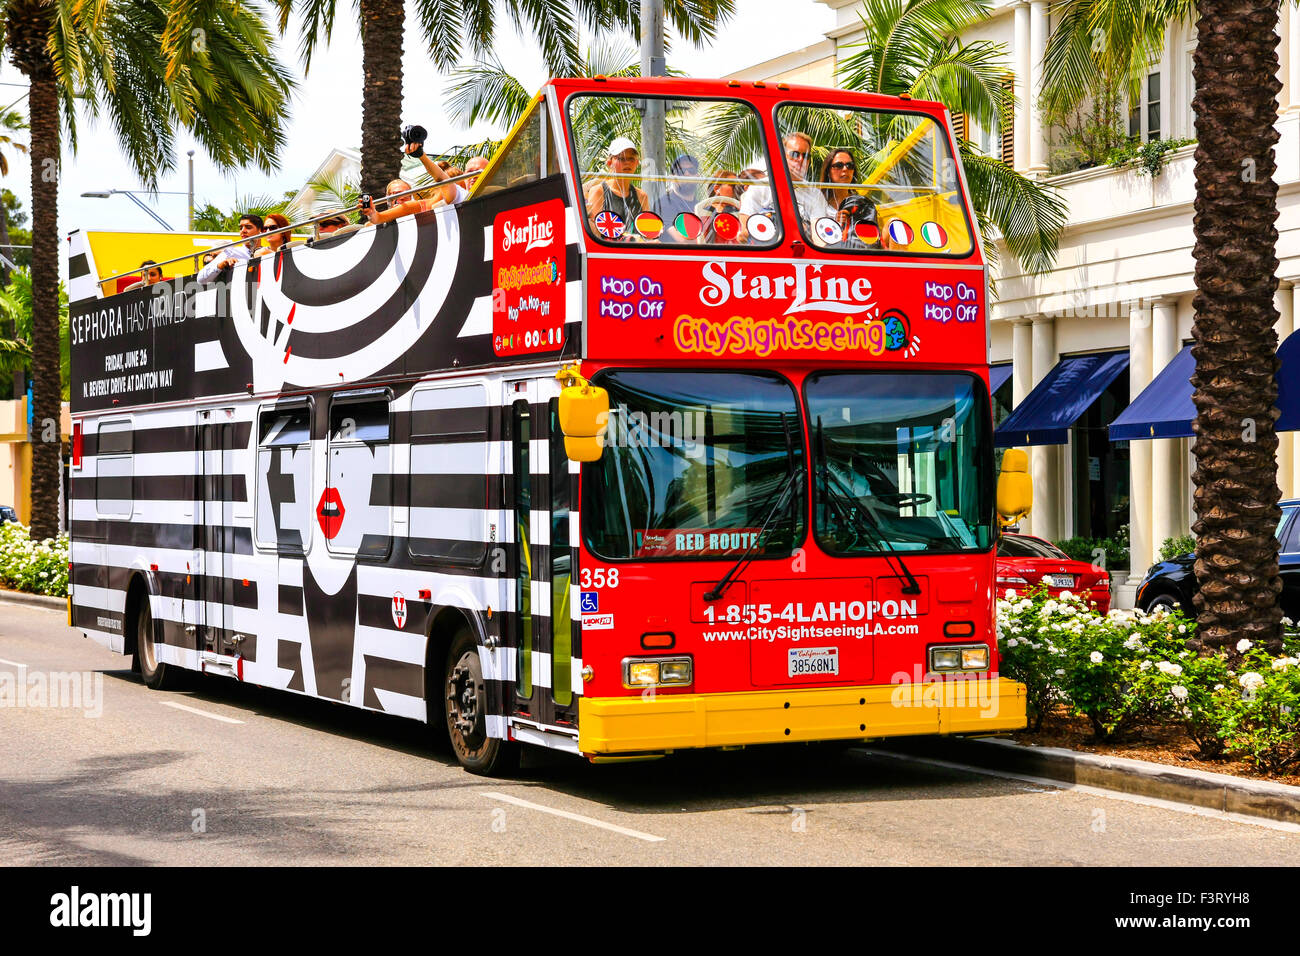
[820,148,859,210]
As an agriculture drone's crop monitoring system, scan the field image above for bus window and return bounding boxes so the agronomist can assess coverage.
[326,395,392,558]
[549,399,572,707]
[256,403,313,553]
[774,105,974,257]
[408,385,490,567]
[95,420,133,519]
[583,370,804,560]
[805,371,993,555]
[474,98,560,197]
[566,94,782,248]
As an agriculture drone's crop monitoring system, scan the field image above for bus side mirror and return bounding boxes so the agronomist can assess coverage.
[996,448,1032,526]
[556,366,609,462]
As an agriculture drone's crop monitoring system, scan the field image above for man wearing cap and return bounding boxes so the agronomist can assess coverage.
[740,131,834,236]
[655,154,701,243]
[585,136,648,239]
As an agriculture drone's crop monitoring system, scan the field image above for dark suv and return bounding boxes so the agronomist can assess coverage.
[1135,499,1300,618]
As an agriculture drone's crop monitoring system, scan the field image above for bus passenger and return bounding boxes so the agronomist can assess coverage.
[740,132,833,234]
[400,123,471,205]
[584,136,648,239]
[464,155,490,191]
[657,154,699,243]
[360,179,428,225]
[700,172,744,244]
[254,213,292,256]
[122,259,164,290]
[198,213,264,284]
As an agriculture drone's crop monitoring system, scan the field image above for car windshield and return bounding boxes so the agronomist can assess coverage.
[805,371,993,554]
[583,370,804,559]
[998,535,1069,560]
[774,104,974,256]
[566,94,782,247]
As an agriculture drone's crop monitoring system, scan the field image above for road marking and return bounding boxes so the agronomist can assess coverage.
[859,747,1300,834]
[160,700,245,725]
[0,657,28,669]
[479,791,666,843]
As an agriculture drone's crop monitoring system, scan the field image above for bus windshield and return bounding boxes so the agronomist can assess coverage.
[583,370,805,560]
[567,94,783,247]
[806,371,993,554]
[774,104,974,256]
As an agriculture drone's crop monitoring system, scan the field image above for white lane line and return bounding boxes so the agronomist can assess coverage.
[0,657,28,668]
[479,791,666,843]
[859,747,1300,834]
[159,700,245,725]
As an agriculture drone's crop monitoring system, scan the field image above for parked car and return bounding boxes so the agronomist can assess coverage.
[0,505,16,525]
[1136,499,1300,618]
[996,532,1112,613]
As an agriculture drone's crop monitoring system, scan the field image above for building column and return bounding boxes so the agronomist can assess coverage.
[1289,3,1300,113]
[1030,315,1059,541]
[1013,2,1031,172]
[1150,299,1181,556]
[1128,303,1153,585]
[1011,319,1035,533]
[1277,285,1295,499]
[1028,0,1049,175]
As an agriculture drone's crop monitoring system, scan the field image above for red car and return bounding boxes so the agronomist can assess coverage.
[996,533,1112,613]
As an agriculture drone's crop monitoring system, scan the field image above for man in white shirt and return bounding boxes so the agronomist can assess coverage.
[739,131,833,236]
[197,214,264,284]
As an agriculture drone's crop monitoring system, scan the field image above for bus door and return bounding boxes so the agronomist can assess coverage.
[506,377,578,730]
[198,408,238,657]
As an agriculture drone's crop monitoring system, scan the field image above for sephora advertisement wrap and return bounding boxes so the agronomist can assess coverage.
[70,177,580,413]
[585,256,986,366]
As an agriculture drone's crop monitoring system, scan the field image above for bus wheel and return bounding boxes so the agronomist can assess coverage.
[444,630,520,776]
[135,598,175,690]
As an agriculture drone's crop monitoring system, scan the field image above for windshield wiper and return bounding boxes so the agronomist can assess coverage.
[704,413,801,603]
[815,418,922,596]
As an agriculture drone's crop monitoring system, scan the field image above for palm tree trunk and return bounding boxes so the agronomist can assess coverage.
[359,0,404,200]
[1189,0,1284,653]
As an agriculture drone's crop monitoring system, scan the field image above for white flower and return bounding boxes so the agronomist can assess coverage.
[1139,660,1152,671]
[1060,589,1074,600]
[1170,685,1188,701]
[1005,589,1016,600]
[1271,657,1297,671]
[1237,639,1253,653]
[1005,638,1019,648]
[1055,668,1065,676]
[1283,616,1294,628]
[1156,661,1183,677]
[1213,684,1225,691]
[1238,672,1265,692]
[1090,651,1104,664]
[1178,624,1186,634]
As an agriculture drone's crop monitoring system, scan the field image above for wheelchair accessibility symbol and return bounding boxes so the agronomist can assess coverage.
[580,591,599,614]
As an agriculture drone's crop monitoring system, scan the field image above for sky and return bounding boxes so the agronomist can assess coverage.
[0,0,834,269]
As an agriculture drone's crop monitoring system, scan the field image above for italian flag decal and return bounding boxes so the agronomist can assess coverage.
[920,221,948,248]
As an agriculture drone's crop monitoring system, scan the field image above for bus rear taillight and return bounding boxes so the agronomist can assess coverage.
[623,656,692,689]
[72,421,83,470]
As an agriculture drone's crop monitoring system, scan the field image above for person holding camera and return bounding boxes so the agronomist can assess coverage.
[399,123,470,205]
[360,179,430,225]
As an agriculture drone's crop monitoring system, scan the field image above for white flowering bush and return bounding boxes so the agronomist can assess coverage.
[0,521,69,597]
[998,586,1300,773]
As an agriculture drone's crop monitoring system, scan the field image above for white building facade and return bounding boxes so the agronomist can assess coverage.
[734,0,1300,606]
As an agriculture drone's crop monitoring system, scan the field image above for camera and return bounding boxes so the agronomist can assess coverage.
[359,194,373,210]
[400,124,428,146]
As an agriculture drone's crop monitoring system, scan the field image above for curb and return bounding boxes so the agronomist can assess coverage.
[0,589,67,612]
[878,735,1300,826]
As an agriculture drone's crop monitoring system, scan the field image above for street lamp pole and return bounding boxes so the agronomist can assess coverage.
[187,150,195,231]
[640,0,666,205]
[80,189,186,231]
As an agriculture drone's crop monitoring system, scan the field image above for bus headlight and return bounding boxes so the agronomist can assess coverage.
[929,644,989,673]
[622,656,692,688]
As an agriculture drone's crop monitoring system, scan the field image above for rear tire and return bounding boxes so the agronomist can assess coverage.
[444,629,520,776]
[135,598,175,690]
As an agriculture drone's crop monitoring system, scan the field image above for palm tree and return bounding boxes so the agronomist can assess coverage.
[0,267,68,401]
[1041,0,1285,654]
[272,0,734,200]
[0,107,28,288]
[4,0,295,541]
[836,0,1066,274]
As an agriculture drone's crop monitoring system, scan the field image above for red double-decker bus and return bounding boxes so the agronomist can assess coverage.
[67,75,1026,776]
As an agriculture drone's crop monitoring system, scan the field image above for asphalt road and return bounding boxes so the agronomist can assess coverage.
[2,599,1298,866]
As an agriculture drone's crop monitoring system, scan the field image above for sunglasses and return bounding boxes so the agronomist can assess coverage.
[786,149,808,160]
[831,162,856,170]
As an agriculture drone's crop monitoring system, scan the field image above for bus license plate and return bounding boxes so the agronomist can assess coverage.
[788,647,839,677]
[1049,574,1074,588]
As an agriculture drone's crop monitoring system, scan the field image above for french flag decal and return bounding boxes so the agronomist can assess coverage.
[887,220,913,245]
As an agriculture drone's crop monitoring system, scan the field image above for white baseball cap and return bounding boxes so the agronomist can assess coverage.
[607,136,638,157]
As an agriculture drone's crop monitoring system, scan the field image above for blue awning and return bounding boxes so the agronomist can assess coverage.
[1109,344,1195,440]
[994,351,1130,447]
[1279,330,1300,432]
[989,363,1013,395]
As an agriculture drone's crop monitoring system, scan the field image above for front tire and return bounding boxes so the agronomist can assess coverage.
[444,629,520,776]
[135,598,175,690]
[1141,592,1180,615]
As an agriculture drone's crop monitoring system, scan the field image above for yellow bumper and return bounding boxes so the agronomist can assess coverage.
[577,678,1026,755]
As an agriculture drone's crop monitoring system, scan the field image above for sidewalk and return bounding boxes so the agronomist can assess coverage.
[880,735,1300,826]
[0,587,66,612]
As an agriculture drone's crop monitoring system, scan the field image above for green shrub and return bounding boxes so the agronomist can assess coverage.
[1158,535,1196,561]
[1051,533,1129,570]
[0,521,69,597]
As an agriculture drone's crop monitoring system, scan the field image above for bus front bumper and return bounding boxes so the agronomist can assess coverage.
[577,678,1026,755]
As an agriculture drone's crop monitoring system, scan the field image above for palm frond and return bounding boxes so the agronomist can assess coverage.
[445,56,535,128]
[959,144,1067,275]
